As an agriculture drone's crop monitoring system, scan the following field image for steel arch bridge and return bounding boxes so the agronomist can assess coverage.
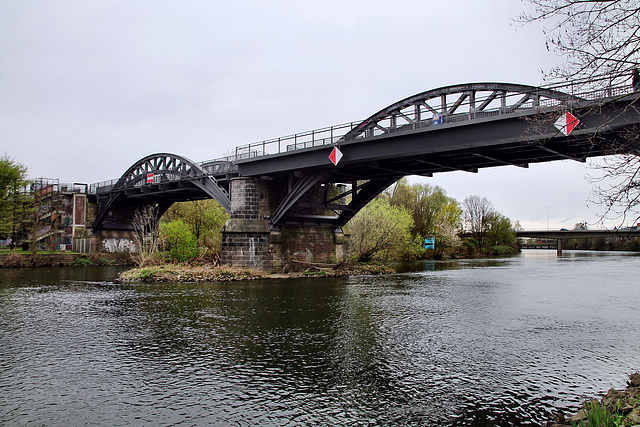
[92,81,640,231]
[341,82,580,141]
[93,153,230,230]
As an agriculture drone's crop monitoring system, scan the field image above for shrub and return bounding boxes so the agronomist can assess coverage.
[491,245,519,256]
[159,219,198,263]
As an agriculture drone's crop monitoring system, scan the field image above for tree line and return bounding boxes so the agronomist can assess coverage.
[346,178,518,262]
[1,155,518,263]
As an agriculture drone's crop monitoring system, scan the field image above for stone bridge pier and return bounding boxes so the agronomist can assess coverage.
[221,177,347,272]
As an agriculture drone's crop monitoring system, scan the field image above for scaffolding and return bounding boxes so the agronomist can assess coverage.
[30,178,89,252]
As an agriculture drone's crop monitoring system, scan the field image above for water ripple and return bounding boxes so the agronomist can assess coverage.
[1,253,639,425]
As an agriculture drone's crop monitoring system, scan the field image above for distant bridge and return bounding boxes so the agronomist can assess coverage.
[88,79,640,269]
[516,228,640,254]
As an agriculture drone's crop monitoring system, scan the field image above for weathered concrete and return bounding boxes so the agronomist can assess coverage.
[96,230,137,253]
[221,177,347,272]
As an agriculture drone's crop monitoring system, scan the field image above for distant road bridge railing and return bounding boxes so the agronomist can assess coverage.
[515,228,640,240]
[517,228,640,255]
[459,228,640,255]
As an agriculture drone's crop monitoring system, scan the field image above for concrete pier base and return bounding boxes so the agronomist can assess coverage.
[220,177,347,272]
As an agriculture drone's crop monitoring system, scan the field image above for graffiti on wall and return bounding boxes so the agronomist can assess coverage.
[102,238,137,253]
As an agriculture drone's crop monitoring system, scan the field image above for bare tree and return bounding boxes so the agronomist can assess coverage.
[463,195,495,247]
[517,1,640,225]
[516,1,640,84]
[132,204,160,264]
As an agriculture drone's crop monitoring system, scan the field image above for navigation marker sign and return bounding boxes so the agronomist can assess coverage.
[329,146,343,166]
[554,111,580,136]
[146,173,154,184]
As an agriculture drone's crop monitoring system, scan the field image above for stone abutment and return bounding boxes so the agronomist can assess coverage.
[221,177,346,272]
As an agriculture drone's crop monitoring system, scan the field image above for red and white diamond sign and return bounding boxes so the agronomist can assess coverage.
[329,146,343,166]
[554,111,580,136]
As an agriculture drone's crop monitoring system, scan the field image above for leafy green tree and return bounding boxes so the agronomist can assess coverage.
[0,156,31,243]
[160,219,198,262]
[163,199,229,251]
[433,212,462,258]
[485,212,516,247]
[346,197,414,262]
[386,178,462,258]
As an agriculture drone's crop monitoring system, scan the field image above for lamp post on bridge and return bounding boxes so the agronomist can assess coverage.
[546,207,549,231]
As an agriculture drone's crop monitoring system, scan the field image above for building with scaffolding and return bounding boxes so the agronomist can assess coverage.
[31,178,94,252]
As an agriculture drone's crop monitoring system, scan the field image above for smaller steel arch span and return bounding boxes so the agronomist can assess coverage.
[341,82,582,141]
[92,153,231,231]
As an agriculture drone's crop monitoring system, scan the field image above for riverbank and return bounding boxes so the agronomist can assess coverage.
[0,251,133,268]
[551,372,640,426]
[118,262,396,282]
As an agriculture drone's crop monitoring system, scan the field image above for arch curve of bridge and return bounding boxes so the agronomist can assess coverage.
[93,153,230,231]
[341,82,579,141]
[264,83,584,228]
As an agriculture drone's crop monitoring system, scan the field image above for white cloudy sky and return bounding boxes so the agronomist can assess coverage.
[0,0,625,229]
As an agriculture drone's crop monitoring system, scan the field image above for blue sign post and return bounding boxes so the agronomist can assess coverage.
[424,236,435,250]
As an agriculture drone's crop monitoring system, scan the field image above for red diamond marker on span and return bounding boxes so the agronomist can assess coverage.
[554,111,580,136]
[329,147,343,166]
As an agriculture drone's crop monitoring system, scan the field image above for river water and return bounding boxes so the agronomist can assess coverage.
[1,250,639,426]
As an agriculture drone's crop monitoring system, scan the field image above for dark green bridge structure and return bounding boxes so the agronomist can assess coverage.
[90,81,640,271]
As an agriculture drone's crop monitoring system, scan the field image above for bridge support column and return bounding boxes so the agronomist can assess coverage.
[557,238,563,256]
[221,177,347,272]
[221,177,274,270]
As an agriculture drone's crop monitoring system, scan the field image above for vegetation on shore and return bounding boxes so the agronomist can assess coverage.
[346,179,520,262]
[551,372,640,427]
[0,250,133,268]
[119,261,396,283]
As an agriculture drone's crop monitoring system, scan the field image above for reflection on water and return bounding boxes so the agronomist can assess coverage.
[1,250,639,426]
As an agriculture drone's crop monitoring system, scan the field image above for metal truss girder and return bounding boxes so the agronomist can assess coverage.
[470,151,529,168]
[283,214,340,224]
[415,159,478,173]
[93,153,231,231]
[270,169,330,226]
[336,176,401,227]
[370,163,433,178]
[341,83,581,141]
[295,202,352,211]
[536,144,586,162]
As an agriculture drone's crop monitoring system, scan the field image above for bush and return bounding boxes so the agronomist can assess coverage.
[159,219,198,263]
[73,257,92,266]
[491,245,519,256]
[1,251,27,267]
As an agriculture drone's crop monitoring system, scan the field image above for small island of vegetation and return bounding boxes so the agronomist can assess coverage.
[115,178,524,282]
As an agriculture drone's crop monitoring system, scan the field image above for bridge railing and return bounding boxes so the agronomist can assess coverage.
[203,79,634,166]
[95,76,637,188]
[90,179,119,195]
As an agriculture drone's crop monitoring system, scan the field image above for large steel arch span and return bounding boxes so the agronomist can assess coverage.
[340,82,580,141]
[92,153,231,231]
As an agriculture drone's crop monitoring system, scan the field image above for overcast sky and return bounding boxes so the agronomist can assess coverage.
[0,0,627,229]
